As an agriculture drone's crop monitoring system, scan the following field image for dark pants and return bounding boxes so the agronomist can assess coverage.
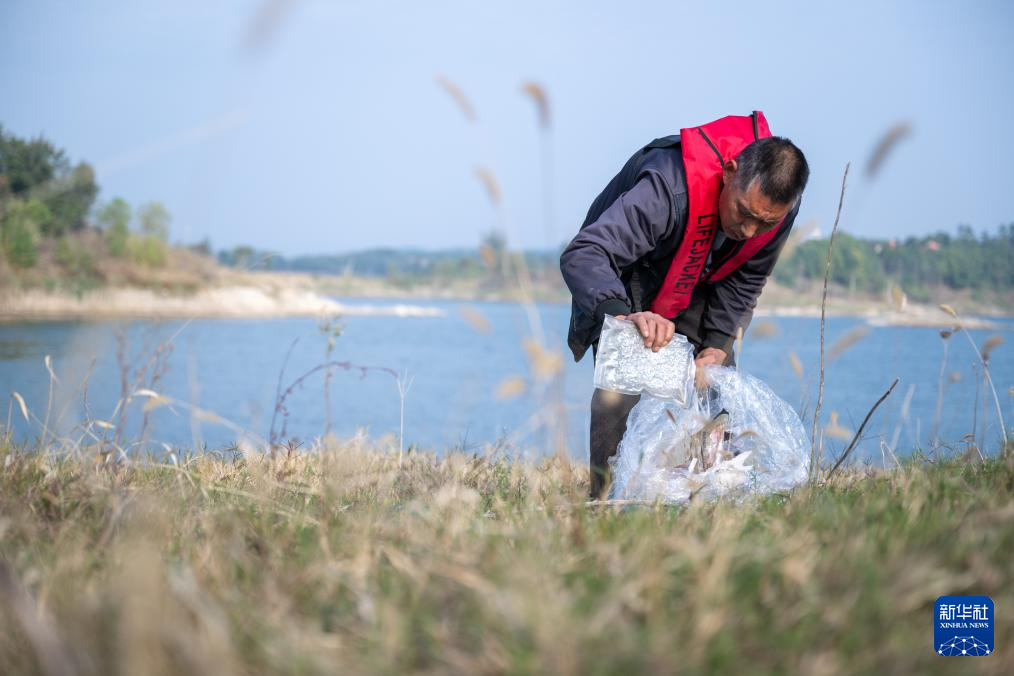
[587,289,736,499]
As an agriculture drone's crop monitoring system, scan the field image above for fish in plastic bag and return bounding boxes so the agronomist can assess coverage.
[607,365,810,503]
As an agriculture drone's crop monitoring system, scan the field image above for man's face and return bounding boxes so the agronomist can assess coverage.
[717,161,793,241]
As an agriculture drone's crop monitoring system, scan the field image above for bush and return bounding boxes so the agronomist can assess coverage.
[1,198,48,268]
[56,236,98,280]
[3,219,39,268]
[106,220,129,257]
[128,234,168,267]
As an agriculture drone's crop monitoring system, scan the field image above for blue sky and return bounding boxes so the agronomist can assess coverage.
[2,0,1013,254]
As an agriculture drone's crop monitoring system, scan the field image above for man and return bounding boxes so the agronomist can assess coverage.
[559,111,809,499]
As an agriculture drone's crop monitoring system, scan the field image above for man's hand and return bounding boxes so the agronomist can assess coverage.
[614,311,675,352]
[694,347,728,389]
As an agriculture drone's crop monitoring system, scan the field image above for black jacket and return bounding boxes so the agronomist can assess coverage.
[560,135,799,362]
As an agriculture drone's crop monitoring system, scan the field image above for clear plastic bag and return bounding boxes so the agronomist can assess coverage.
[593,315,695,405]
[607,366,811,503]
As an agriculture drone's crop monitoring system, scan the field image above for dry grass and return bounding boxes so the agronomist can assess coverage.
[0,438,1011,675]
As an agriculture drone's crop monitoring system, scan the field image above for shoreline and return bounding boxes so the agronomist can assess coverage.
[753,305,1008,329]
[0,276,1008,329]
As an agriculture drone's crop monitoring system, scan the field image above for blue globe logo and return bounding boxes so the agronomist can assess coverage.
[938,636,990,656]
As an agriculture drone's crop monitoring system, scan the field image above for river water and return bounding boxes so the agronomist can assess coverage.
[0,299,1010,463]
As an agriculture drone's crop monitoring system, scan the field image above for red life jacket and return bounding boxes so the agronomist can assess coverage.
[649,111,782,319]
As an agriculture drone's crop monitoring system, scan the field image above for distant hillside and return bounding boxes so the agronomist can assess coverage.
[278,248,481,276]
[217,224,1014,308]
[218,245,563,278]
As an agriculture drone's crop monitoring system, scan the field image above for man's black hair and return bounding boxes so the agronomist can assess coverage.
[733,136,809,205]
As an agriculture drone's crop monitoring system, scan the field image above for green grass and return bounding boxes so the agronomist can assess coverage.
[0,441,1011,675]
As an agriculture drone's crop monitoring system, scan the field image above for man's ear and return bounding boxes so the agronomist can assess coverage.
[722,159,738,185]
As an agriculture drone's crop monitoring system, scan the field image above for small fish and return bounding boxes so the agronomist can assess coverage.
[661,409,732,472]
[696,409,731,470]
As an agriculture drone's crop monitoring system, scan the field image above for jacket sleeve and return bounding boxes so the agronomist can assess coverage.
[559,171,675,322]
[701,200,800,351]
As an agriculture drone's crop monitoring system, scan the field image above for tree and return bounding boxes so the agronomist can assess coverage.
[44,162,98,235]
[138,201,170,242]
[0,125,98,236]
[97,197,131,257]
[0,125,62,195]
[120,201,171,268]
[227,245,255,269]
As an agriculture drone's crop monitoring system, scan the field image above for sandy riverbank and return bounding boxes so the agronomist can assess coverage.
[0,284,444,321]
